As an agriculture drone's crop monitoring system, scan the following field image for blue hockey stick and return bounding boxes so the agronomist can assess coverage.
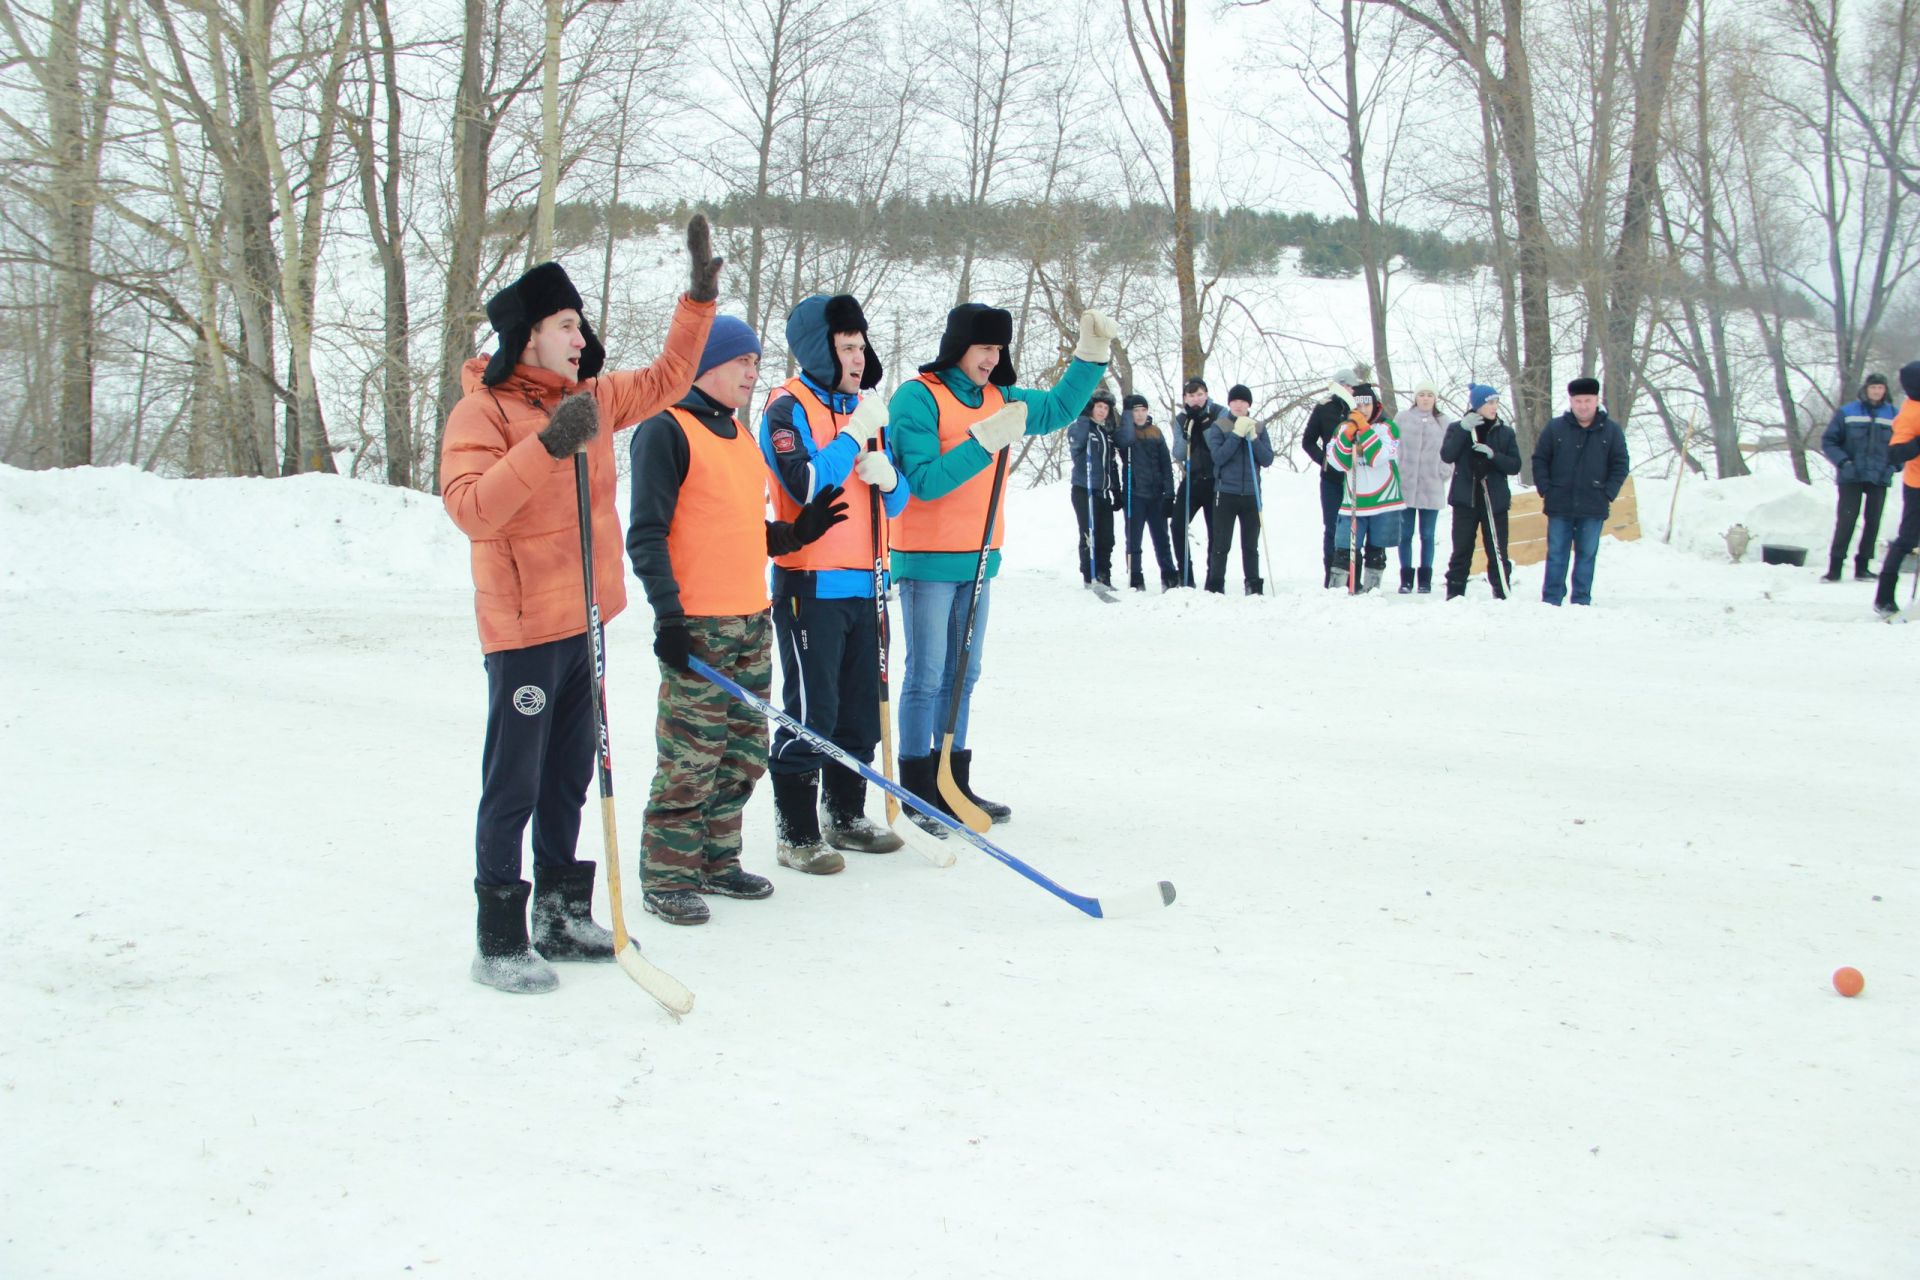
[688,657,1176,920]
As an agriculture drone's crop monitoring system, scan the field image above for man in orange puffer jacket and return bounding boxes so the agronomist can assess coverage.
[1872,360,1920,619]
[440,217,719,994]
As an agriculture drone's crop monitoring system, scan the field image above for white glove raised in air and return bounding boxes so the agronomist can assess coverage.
[968,400,1029,455]
[854,449,898,492]
[1073,309,1119,364]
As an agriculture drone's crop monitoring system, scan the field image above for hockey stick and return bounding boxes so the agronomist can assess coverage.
[869,432,900,828]
[690,656,1175,919]
[572,453,693,1018]
[1248,435,1272,595]
[1478,473,1511,600]
[936,447,1008,833]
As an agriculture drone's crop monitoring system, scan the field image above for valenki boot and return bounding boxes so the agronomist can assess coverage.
[821,762,903,853]
[530,860,616,962]
[472,879,559,993]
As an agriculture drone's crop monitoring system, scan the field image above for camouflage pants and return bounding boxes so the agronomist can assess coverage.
[641,612,771,890]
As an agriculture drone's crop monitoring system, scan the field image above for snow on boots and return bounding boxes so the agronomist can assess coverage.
[821,762,902,853]
[472,879,559,994]
[530,860,616,962]
[772,771,846,875]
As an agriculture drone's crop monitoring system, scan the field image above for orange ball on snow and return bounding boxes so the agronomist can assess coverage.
[1832,966,1865,997]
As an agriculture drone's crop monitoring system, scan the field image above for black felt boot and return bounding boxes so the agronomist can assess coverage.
[898,753,951,837]
[950,749,1011,824]
[821,762,904,853]
[773,771,843,875]
[531,860,616,962]
[472,879,559,993]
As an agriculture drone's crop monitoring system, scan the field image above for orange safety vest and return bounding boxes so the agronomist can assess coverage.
[768,377,884,572]
[666,407,772,617]
[891,373,1008,554]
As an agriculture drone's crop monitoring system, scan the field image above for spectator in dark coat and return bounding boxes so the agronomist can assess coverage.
[1203,384,1275,594]
[1439,384,1521,600]
[1171,376,1229,586]
[1531,376,1631,607]
[1067,391,1122,588]
[1819,372,1899,581]
[1117,393,1178,589]
[1302,367,1363,587]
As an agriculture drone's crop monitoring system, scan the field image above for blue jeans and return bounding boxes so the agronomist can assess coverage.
[897,577,991,758]
[1336,510,1401,551]
[1543,516,1604,605]
[1397,507,1439,571]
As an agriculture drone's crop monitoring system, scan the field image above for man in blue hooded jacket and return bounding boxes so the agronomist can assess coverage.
[758,294,910,873]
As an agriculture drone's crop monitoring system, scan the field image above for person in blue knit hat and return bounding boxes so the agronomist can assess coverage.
[624,314,852,925]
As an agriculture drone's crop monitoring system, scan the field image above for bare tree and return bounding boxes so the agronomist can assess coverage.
[1122,0,1205,380]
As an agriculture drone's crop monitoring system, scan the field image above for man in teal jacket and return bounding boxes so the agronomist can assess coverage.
[882,302,1115,832]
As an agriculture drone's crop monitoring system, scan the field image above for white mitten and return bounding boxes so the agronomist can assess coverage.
[1233,415,1257,439]
[854,449,898,492]
[849,395,889,445]
[1073,310,1119,363]
[968,401,1029,454]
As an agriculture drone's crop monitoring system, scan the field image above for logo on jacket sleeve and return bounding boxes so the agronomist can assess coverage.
[512,685,547,716]
[772,427,798,454]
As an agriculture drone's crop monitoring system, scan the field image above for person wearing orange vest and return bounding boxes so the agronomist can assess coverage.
[625,315,850,925]
[759,294,911,874]
[1871,361,1920,618]
[889,303,1118,833]
[441,221,719,994]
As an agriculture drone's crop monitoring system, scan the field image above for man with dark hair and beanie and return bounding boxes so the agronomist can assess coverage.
[625,315,851,924]
[1171,376,1229,586]
[889,303,1117,833]
[1067,390,1123,590]
[757,294,909,875]
[440,217,719,993]
[1440,383,1521,600]
[1117,393,1178,589]
[1302,368,1362,587]
[1203,384,1274,594]
[1820,372,1899,582]
[1870,361,1920,618]
[1532,375,1630,607]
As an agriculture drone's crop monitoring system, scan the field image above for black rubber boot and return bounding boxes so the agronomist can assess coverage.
[821,762,903,853]
[898,753,951,837]
[697,864,775,899]
[1821,555,1844,582]
[773,771,843,874]
[1160,571,1180,591]
[1417,567,1433,594]
[950,749,1011,824]
[1244,577,1264,595]
[471,879,559,993]
[642,888,710,926]
[531,860,616,962]
[1129,571,1146,590]
[1855,558,1876,581]
[1398,568,1415,594]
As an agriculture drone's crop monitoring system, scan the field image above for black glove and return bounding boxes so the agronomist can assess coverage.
[538,393,600,459]
[654,622,691,672]
[793,484,850,545]
[687,214,722,302]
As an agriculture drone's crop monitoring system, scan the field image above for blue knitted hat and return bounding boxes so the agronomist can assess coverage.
[697,314,762,378]
[1469,383,1500,412]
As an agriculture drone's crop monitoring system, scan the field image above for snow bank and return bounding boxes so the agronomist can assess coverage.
[0,463,469,602]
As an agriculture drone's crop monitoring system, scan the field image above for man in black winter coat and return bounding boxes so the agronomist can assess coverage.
[1440,384,1522,599]
[1301,368,1361,587]
[1171,376,1228,586]
[1531,376,1631,607]
[1117,394,1179,589]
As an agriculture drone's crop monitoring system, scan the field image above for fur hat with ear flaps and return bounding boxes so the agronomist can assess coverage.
[786,293,883,391]
[919,303,1017,387]
[482,261,604,387]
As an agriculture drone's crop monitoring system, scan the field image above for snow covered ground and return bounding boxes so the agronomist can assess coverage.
[3,461,1916,1279]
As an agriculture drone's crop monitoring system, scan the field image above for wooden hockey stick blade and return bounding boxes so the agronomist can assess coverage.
[615,942,693,1019]
[887,812,959,868]
[937,736,992,833]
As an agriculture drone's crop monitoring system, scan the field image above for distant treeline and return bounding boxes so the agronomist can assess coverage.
[516,194,1492,282]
